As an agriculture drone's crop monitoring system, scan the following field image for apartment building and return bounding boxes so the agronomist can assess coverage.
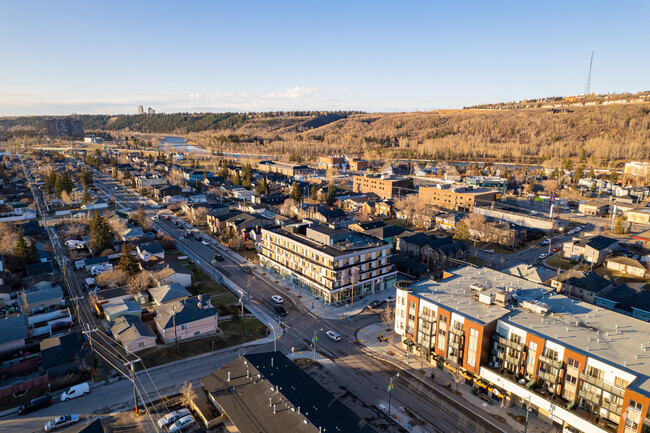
[395,266,650,433]
[353,175,414,200]
[257,161,311,177]
[135,175,168,189]
[260,225,396,303]
[465,176,508,194]
[624,162,650,179]
[419,184,498,212]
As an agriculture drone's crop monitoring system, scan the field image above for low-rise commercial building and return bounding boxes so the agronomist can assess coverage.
[260,225,396,303]
[464,176,508,194]
[419,184,498,212]
[395,266,650,433]
[578,201,610,216]
[474,205,560,231]
[353,175,414,200]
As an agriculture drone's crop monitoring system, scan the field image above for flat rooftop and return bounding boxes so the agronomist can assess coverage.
[503,290,650,393]
[268,227,387,257]
[407,266,547,325]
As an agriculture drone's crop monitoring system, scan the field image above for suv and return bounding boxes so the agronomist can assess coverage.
[274,305,287,316]
[213,254,224,262]
[18,395,53,415]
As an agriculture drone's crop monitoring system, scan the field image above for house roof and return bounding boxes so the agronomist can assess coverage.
[39,332,83,368]
[606,256,646,269]
[62,418,105,433]
[154,296,217,329]
[507,264,556,284]
[0,314,27,344]
[111,316,155,345]
[26,261,55,277]
[149,283,191,304]
[21,287,63,305]
[585,235,618,251]
[552,269,613,293]
[137,242,164,255]
[150,261,192,277]
[84,256,110,266]
[201,351,377,433]
[356,220,385,231]
[599,283,650,313]
[103,299,141,317]
[365,225,411,240]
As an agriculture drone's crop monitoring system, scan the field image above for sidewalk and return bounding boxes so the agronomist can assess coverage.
[358,322,553,433]
[250,264,393,320]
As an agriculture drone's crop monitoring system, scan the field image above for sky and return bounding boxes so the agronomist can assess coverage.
[1,1,648,116]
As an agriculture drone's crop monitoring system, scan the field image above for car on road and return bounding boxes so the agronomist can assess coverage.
[539,253,548,259]
[484,249,494,254]
[18,395,53,415]
[368,300,382,309]
[60,382,89,401]
[241,266,252,274]
[529,211,537,215]
[326,331,341,342]
[201,239,209,245]
[169,415,195,433]
[552,247,559,253]
[213,254,224,262]
[271,295,284,304]
[541,239,550,245]
[385,295,396,303]
[274,305,287,316]
[44,414,80,431]
[157,408,191,429]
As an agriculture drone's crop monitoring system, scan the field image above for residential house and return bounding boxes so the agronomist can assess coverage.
[135,175,167,189]
[435,212,464,231]
[81,199,109,211]
[255,193,287,206]
[605,256,647,278]
[0,314,27,354]
[154,295,218,344]
[626,208,650,225]
[550,269,614,303]
[19,285,63,313]
[300,204,349,226]
[39,332,84,378]
[102,299,141,324]
[150,261,193,288]
[506,264,555,285]
[26,261,55,277]
[595,282,650,322]
[148,283,191,305]
[224,212,273,236]
[562,235,618,265]
[110,316,156,353]
[136,242,165,262]
[152,185,182,201]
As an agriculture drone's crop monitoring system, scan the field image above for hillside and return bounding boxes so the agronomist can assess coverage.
[2,104,649,165]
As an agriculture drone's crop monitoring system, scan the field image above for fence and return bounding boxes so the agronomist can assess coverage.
[0,358,39,377]
[0,374,49,399]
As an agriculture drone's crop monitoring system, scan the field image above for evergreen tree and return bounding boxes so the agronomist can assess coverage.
[574,165,584,184]
[123,168,132,180]
[118,244,140,276]
[28,239,39,264]
[325,182,337,206]
[242,173,252,189]
[135,206,147,227]
[90,211,113,252]
[14,236,31,263]
[81,186,91,204]
[230,172,241,186]
[290,183,302,202]
[609,170,619,184]
[311,186,319,202]
[256,178,269,195]
[45,171,57,194]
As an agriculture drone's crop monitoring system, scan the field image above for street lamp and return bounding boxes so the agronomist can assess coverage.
[387,372,400,416]
[312,328,323,361]
[544,236,552,256]
[268,322,277,352]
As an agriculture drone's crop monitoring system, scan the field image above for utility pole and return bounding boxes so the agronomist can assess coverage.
[312,328,322,361]
[82,328,98,377]
[171,308,179,355]
[387,372,400,416]
[125,360,139,415]
[240,295,245,336]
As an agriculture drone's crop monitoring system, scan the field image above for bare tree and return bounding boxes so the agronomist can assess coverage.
[0,222,20,255]
[179,381,197,409]
[127,271,155,294]
[192,207,209,225]
[279,198,298,217]
[542,179,560,195]
[381,306,395,330]
[61,190,73,206]
[95,269,130,288]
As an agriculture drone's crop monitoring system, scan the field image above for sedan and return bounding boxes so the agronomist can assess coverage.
[169,415,195,433]
[385,295,396,303]
[271,295,284,304]
[213,254,224,262]
[201,239,209,245]
[326,331,341,342]
[539,253,548,259]
[45,415,80,431]
[484,249,494,254]
[157,409,191,429]
[368,300,381,309]
[552,248,559,253]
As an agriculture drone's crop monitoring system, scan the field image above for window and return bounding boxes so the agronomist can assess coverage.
[467,328,479,368]
[614,376,629,389]
[567,357,580,369]
[181,324,187,330]
[194,331,200,336]
[628,400,643,414]
[565,374,577,385]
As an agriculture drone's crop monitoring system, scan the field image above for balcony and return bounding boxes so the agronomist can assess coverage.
[538,354,563,370]
[538,371,560,384]
[448,339,463,350]
[579,372,605,389]
[505,353,524,366]
[600,401,622,415]
[491,333,525,352]
[578,388,602,406]
[601,382,625,398]
[449,326,464,337]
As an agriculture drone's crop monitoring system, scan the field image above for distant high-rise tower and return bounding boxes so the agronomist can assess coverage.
[137,105,144,114]
[148,107,155,114]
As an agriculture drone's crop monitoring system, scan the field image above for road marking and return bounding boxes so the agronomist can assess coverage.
[315,313,319,316]
[339,316,343,319]
[360,340,364,343]
[360,329,364,332]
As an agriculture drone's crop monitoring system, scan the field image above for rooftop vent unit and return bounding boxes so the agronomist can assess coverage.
[478,293,494,306]
[521,300,550,315]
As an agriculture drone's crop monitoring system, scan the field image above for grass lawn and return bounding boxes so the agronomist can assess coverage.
[545,255,575,270]
[465,255,488,266]
[180,261,231,298]
[137,318,267,369]
[211,293,239,307]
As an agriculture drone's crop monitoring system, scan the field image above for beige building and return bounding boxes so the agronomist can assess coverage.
[353,175,413,200]
[606,257,647,278]
[626,208,650,225]
[260,225,396,303]
[578,200,609,216]
[154,295,219,344]
[419,184,497,212]
[624,161,650,178]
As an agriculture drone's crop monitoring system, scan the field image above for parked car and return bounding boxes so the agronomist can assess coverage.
[368,300,381,309]
[201,239,209,245]
[18,395,53,415]
[385,295,396,303]
[539,253,548,259]
[60,382,89,401]
[552,248,559,253]
[157,409,191,429]
[50,321,74,333]
[45,415,80,431]
[274,305,287,316]
[213,254,224,262]
[326,331,341,342]
[271,295,283,304]
[169,415,195,433]
[241,266,252,274]
[484,249,494,254]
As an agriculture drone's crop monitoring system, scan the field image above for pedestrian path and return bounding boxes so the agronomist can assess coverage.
[357,322,553,433]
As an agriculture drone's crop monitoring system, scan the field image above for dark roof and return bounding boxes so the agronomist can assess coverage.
[22,287,63,304]
[149,283,191,304]
[154,296,217,329]
[40,332,83,368]
[356,220,385,231]
[201,351,377,433]
[315,205,347,220]
[137,242,164,255]
[26,261,55,277]
[149,261,192,276]
[365,225,410,240]
[554,269,613,293]
[600,283,650,313]
[400,233,433,247]
[84,256,110,266]
[0,314,27,344]
[111,316,156,344]
[20,220,42,235]
[62,418,105,433]
[585,235,618,251]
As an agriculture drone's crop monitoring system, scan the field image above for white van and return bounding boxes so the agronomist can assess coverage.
[90,263,113,276]
[60,382,89,401]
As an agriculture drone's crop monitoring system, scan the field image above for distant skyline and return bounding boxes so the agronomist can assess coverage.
[1,1,649,116]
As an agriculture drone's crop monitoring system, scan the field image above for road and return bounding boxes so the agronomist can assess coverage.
[0,168,516,433]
